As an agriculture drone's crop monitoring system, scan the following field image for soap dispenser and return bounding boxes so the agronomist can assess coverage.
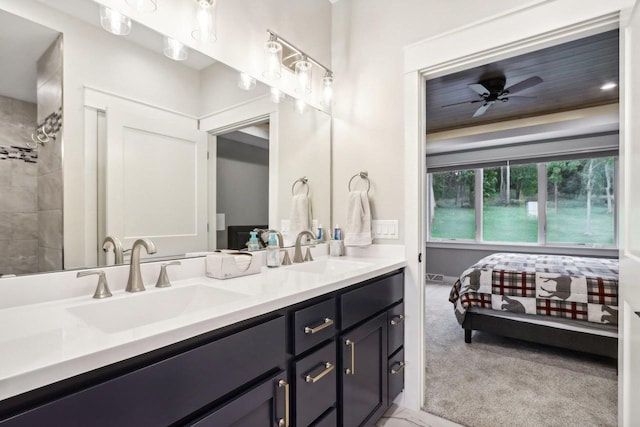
[266,232,280,268]
[247,231,260,252]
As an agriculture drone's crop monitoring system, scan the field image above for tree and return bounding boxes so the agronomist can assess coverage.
[510,164,537,201]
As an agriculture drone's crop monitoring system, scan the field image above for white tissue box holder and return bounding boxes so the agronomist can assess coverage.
[206,251,262,280]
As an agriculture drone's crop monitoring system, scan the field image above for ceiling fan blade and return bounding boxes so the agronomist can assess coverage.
[468,83,490,96]
[506,95,537,99]
[472,102,492,117]
[441,100,484,108]
[504,76,543,94]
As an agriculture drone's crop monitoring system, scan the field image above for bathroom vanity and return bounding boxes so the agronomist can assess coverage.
[0,252,405,426]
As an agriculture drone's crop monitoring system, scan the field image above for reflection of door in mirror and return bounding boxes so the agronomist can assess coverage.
[0,10,62,276]
[216,123,269,250]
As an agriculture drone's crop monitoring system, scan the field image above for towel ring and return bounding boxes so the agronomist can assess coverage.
[292,177,310,196]
[348,171,370,193]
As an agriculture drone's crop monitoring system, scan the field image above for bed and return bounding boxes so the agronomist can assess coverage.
[449,252,619,358]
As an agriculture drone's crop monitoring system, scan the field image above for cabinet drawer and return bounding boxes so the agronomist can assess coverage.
[189,371,288,427]
[311,407,337,427]
[340,271,403,330]
[387,303,404,355]
[2,316,285,427]
[293,298,336,355]
[388,348,405,405]
[294,341,337,427]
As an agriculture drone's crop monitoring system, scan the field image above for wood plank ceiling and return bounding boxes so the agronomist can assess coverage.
[426,29,619,134]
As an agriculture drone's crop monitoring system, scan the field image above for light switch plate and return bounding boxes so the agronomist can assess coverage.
[371,220,399,239]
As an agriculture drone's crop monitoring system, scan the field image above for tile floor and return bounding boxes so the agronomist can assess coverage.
[377,405,464,427]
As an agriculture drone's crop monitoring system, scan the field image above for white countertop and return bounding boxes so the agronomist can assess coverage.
[0,247,405,402]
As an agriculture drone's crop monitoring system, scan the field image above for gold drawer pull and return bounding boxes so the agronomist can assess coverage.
[390,361,406,375]
[277,379,290,427]
[305,362,335,383]
[390,314,405,326]
[345,339,355,375]
[304,317,334,334]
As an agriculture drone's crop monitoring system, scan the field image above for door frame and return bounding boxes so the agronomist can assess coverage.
[402,0,636,417]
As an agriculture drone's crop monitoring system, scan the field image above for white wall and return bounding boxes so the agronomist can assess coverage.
[330,0,541,244]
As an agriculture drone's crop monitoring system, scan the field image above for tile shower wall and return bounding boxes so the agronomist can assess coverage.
[0,95,38,275]
[36,36,63,272]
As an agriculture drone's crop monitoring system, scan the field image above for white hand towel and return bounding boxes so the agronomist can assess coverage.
[289,194,313,238]
[344,190,372,247]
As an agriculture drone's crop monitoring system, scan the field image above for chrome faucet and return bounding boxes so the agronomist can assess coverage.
[102,236,124,265]
[293,231,316,263]
[126,238,157,292]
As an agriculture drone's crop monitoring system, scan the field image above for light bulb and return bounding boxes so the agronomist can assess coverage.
[295,59,312,94]
[600,82,617,91]
[270,87,285,103]
[164,37,188,61]
[125,0,157,12]
[191,0,216,42]
[100,6,131,36]
[322,73,334,107]
[263,40,283,79]
[295,99,308,114]
[238,72,256,91]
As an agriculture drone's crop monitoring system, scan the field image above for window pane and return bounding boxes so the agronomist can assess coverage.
[546,157,615,245]
[482,164,538,243]
[429,170,475,240]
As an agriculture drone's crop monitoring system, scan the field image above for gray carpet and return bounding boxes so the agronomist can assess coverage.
[423,283,617,427]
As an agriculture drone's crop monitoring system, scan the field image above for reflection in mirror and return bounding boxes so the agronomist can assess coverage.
[0,1,331,276]
[0,10,62,276]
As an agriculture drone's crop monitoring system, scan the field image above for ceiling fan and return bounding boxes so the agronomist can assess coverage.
[443,76,544,117]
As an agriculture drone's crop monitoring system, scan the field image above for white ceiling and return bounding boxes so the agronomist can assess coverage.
[0,10,59,103]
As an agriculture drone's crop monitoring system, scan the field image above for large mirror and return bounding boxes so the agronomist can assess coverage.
[0,1,331,276]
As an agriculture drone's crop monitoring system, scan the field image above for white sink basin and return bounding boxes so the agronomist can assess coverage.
[67,285,247,333]
[287,258,374,275]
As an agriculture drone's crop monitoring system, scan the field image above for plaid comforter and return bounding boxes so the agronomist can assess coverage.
[449,253,619,325]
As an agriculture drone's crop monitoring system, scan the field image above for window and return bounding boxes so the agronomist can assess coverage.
[429,170,475,240]
[428,155,616,247]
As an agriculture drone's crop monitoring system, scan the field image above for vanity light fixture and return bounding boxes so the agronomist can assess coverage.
[270,87,285,103]
[192,0,216,43]
[295,98,308,114]
[295,57,312,94]
[263,34,283,79]
[125,0,157,13]
[238,72,256,91]
[100,6,132,36]
[264,30,334,100]
[322,71,334,106]
[164,37,188,61]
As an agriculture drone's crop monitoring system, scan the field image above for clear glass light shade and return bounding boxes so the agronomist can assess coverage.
[295,59,312,94]
[164,37,188,61]
[191,0,216,42]
[263,41,283,79]
[238,72,256,91]
[322,74,334,107]
[295,98,308,114]
[100,6,131,36]
[270,87,285,103]
[125,0,157,12]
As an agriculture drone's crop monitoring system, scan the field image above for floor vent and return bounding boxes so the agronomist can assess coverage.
[426,273,444,282]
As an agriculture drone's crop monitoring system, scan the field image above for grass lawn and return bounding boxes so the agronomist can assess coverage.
[431,204,614,244]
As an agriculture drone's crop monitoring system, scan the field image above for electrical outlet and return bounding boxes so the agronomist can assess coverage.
[371,220,399,239]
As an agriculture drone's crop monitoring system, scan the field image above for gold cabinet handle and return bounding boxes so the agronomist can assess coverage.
[390,314,405,326]
[277,379,290,427]
[304,317,334,334]
[390,361,406,375]
[344,339,355,375]
[305,362,335,383]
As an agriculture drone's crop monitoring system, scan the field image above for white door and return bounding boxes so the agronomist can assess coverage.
[90,91,208,260]
[620,3,640,425]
